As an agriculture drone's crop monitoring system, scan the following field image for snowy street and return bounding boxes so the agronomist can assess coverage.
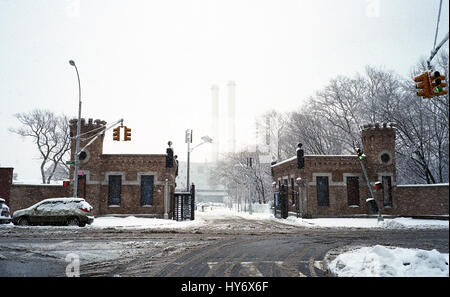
[0,206,448,277]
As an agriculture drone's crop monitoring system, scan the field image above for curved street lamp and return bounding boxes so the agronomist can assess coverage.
[186,133,213,191]
[69,60,82,197]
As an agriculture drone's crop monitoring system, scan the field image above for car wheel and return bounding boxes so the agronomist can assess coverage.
[67,217,80,227]
[17,217,30,226]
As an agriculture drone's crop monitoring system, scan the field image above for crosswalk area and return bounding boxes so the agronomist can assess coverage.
[201,259,328,277]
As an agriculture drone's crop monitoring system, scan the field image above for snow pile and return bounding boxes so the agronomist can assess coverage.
[197,205,448,229]
[328,245,449,277]
[278,216,449,229]
[89,216,205,230]
[197,206,273,221]
[378,217,449,229]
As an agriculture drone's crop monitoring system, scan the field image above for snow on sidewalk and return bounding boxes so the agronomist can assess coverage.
[196,206,449,230]
[280,216,449,229]
[328,245,449,277]
[88,216,205,230]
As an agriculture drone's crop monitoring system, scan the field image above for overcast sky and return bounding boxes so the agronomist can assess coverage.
[0,0,448,181]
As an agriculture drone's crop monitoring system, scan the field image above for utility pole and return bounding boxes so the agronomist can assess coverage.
[185,130,213,192]
[69,60,82,198]
[247,157,253,215]
[186,129,192,191]
[357,149,383,222]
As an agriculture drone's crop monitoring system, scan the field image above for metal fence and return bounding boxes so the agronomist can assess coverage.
[173,184,195,221]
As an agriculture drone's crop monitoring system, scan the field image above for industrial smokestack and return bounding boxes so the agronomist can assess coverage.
[211,84,220,163]
[227,80,236,153]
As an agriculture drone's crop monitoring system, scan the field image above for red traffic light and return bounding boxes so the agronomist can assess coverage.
[374,181,383,192]
[414,72,433,99]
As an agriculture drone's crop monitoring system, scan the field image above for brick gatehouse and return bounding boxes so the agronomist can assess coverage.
[1,118,178,218]
[271,122,449,218]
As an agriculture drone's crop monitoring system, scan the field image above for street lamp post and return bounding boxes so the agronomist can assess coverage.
[69,60,82,198]
[185,130,213,191]
[247,157,253,215]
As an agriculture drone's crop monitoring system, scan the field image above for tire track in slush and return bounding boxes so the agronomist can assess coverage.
[165,236,324,277]
[218,239,283,277]
[156,237,255,277]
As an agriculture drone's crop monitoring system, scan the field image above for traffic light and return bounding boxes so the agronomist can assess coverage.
[63,181,70,187]
[271,161,277,177]
[374,181,383,192]
[366,198,379,213]
[166,147,174,168]
[113,126,121,141]
[356,148,365,161]
[296,143,304,169]
[124,126,131,141]
[414,72,432,99]
[430,71,447,97]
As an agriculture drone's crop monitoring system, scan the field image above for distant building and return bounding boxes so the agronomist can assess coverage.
[176,161,227,203]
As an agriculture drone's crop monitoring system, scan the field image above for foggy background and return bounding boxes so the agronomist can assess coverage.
[0,0,448,180]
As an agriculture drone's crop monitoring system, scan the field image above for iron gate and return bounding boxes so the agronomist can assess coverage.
[274,184,288,219]
[173,184,195,221]
[290,189,300,218]
[274,184,302,219]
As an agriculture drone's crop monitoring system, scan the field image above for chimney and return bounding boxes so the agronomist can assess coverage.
[211,84,220,163]
[227,80,236,154]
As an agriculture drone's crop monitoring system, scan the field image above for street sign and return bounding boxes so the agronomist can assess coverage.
[185,129,192,143]
[66,161,75,165]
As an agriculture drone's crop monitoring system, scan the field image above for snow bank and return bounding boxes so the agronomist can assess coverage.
[277,216,449,229]
[328,245,449,277]
[197,206,448,229]
[197,205,274,221]
[89,216,205,230]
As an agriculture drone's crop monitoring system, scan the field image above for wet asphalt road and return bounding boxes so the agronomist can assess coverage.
[0,217,448,277]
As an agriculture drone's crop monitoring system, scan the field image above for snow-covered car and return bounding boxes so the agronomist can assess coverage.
[0,198,12,224]
[12,198,94,227]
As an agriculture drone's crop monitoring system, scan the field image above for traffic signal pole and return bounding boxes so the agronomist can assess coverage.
[78,119,124,154]
[358,155,383,222]
[427,32,448,70]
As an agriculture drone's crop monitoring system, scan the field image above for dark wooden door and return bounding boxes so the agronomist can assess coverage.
[346,177,360,206]
[316,176,329,206]
[108,175,122,206]
[140,175,154,206]
[382,176,393,207]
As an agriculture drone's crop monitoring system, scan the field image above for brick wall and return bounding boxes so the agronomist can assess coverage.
[0,168,13,205]
[394,184,449,216]
[9,183,71,212]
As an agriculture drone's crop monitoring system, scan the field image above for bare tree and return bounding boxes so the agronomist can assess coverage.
[10,110,71,183]
[209,150,273,206]
[256,50,449,184]
[255,110,289,162]
[283,100,348,156]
